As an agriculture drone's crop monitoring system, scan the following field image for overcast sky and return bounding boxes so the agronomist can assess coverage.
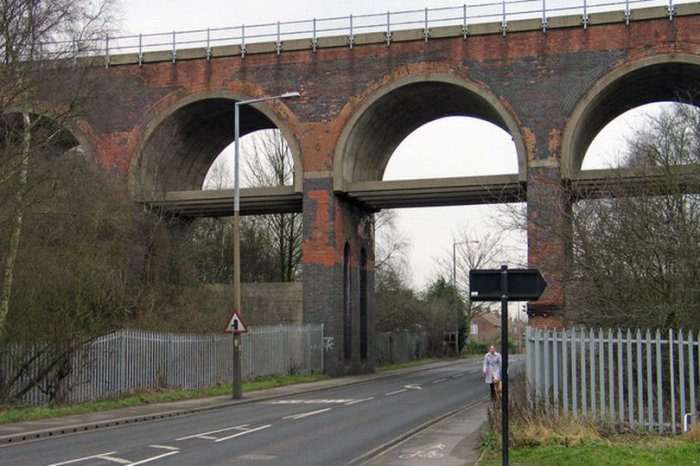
[117,0,660,290]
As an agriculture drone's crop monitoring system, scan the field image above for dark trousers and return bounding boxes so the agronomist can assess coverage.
[489,382,496,400]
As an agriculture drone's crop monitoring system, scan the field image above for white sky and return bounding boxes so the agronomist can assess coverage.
[118,0,662,291]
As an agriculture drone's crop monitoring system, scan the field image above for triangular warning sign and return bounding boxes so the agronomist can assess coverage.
[224,309,248,334]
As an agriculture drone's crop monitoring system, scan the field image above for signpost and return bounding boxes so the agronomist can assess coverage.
[224,309,248,399]
[469,265,547,466]
[224,309,249,335]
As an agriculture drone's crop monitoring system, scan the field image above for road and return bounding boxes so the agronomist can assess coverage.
[0,359,508,466]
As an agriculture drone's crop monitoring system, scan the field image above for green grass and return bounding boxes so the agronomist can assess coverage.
[478,438,700,466]
[0,358,463,425]
[0,373,327,425]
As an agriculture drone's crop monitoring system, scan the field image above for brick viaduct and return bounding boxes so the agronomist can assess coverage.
[25,3,700,374]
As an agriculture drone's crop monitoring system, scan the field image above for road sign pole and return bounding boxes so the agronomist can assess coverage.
[470,265,546,466]
[233,333,242,399]
[500,264,509,466]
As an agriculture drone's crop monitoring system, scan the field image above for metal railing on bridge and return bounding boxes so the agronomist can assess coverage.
[37,1,697,63]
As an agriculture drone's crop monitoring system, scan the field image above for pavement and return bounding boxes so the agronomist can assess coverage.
[0,361,490,465]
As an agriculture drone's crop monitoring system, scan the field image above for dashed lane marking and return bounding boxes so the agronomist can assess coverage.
[282,408,332,420]
[266,399,355,404]
[385,389,407,396]
[345,397,374,405]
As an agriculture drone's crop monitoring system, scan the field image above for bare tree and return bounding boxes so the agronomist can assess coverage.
[0,0,116,335]
[374,209,411,283]
[568,103,700,330]
[242,129,302,281]
[433,228,511,328]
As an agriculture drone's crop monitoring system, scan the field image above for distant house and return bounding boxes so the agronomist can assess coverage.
[469,312,501,344]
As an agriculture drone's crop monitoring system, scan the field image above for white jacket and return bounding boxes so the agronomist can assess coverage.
[482,351,502,384]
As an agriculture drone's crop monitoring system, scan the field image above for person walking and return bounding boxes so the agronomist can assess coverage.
[483,345,502,401]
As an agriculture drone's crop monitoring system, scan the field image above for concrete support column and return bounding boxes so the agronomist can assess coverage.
[526,167,572,329]
[301,177,375,376]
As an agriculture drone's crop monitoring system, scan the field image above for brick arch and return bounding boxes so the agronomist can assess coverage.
[129,90,302,195]
[2,106,95,161]
[562,54,700,178]
[332,73,526,190]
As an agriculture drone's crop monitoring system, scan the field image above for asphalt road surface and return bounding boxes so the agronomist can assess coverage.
[0,359,505,466]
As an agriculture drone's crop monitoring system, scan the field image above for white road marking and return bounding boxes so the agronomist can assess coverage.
[95,455,132,465]
[432,378,447,384]
[345,397,374,405]
[405,384,423,390]
[385,389,407,396]
[150,445,179,451]
[282,408,332,420]
[399,443,446,459]
[48,452,118,466]
[48,446,181,466]
[129,449,180,465]
[267,399,355,404]
[176,424,251,441]
[214,424,272,443]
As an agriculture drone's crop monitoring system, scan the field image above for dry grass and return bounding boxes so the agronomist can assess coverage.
[481,377,700,465]
[686,421,700,442]
[486,374,623,448]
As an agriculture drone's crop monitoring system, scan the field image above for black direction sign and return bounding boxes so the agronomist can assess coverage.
[468,265,547,466]
[469,268,547,301]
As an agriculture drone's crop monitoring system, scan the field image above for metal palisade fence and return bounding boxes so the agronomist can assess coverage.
[1,325,324,406]
[526,326,699,433]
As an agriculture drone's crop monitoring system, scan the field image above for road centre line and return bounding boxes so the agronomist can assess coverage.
[266,399,355,404]
[49,452,119,466]
[283,408,332,420]
[432,378,447,384]
[345,397,374,405]
[214,424,272,443]
[385,389,407,396]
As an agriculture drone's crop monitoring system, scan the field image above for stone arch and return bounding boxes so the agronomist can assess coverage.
[562,54,700,178]
[333,74,526,190]
[129,90,302,196]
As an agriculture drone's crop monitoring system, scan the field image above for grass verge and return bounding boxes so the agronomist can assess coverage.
[478,374,700,465]
[478,436,700,466]
[0,357,466,425]
[0,373,327,425]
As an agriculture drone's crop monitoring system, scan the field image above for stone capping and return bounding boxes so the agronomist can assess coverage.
[105,3,700,66]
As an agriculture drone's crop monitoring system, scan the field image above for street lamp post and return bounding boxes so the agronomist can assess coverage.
[232,91,300,399]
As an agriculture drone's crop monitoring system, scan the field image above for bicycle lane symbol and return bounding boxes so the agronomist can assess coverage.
[398,443,446,459]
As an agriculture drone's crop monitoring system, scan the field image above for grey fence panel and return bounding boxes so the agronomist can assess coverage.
[526,326,700,434]
[0,325,324,406]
